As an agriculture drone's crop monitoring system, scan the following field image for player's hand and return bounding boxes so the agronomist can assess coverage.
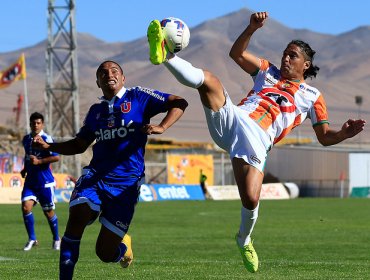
[342,119,366,138]
[29,155,41,165]
[20,169,26,178]
[32,135,50,150]
[141,124,165,135]
[250,12,268,30]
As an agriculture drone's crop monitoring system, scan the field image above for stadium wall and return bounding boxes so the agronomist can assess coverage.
[265,146,370,197]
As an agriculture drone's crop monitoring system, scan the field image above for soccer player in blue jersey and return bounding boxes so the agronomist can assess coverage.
[33,60,188,279]
[20,112,61,251]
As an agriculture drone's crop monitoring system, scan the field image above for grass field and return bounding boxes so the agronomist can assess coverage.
[0,198,369,279]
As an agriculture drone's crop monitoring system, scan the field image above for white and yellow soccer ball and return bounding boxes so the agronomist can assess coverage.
[160,17,190,53]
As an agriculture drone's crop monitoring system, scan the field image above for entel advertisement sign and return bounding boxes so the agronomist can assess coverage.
[139,184,205,201]
[53,184,205,203]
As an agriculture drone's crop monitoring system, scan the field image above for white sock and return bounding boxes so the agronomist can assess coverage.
[164,55,204,89]
[237,203,259,246]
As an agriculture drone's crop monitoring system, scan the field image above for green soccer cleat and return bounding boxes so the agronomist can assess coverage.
[235,234,258,273]
[147,20,167,65]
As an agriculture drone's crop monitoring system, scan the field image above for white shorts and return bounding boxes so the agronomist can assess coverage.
[203,92,272,172]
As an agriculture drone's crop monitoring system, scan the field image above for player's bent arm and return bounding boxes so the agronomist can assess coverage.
[47,137,92,155]
[161,95,188,130]
[314,119,366,146]
[142,95,188,135]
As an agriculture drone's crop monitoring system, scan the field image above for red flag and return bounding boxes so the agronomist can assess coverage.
[0,53,27,89]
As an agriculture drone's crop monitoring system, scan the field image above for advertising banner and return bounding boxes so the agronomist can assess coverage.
[0,187,22,204]
[167,154,214,185]
[139,184,205,202]
[207,183,291,200]
[350,186,370,197]
[54,188,73,203]
[0,173,74,189]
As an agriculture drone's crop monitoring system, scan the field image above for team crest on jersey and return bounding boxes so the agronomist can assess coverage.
[107,115,115,127]
[281,82,292,89]
[121,102,131,113]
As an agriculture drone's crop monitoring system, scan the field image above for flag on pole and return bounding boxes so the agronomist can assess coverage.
[0,53,27,89]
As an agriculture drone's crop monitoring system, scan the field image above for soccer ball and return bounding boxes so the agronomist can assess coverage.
[160,17,190,53]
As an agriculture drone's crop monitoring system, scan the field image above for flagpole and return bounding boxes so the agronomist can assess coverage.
[21,53,30,134]
[23,77,30,134]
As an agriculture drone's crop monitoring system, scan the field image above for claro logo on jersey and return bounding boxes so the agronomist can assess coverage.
[95,124,135,142]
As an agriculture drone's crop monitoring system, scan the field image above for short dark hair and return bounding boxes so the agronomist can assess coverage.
[288,40,320,79]
[96,60,123,79]
[30,112,44,122]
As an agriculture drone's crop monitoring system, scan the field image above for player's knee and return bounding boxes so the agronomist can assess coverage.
[95,245,116,263]
[241,195,259,210]
[203,70,222,88]
[43,209,54,218]
[22,205,32,214]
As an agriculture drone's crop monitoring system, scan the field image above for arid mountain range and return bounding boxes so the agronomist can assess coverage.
[1,8,369,144]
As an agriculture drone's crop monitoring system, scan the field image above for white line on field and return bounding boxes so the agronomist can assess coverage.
[0,256,16,261]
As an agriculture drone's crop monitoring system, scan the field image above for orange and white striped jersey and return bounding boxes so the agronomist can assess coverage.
[238,59,329,144]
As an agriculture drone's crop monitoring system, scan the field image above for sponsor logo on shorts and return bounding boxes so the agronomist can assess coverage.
[116,221,129,230]
[250,155,261,164]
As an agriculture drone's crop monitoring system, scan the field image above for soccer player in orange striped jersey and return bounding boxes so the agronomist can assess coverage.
[147,12,366,273]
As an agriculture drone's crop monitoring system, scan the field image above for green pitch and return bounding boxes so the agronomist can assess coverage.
[0,198,369,279]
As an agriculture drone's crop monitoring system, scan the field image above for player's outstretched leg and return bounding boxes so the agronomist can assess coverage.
[235,234,259,273]
[147,20,167,65]
[119,234,133,268]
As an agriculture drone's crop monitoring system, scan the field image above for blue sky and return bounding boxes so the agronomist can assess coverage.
[1,0,369,53]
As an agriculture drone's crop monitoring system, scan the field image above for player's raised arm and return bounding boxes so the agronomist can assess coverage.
[229,12,268,75]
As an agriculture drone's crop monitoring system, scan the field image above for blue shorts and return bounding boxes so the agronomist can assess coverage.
[21,182,56,211]
[70,169,142,238]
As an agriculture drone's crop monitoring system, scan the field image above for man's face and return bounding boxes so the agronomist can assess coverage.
[30,119,44,135]
[96,62,125,96]
[280,44,310,80]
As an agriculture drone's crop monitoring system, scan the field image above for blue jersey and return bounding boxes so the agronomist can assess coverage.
[76,86,171,186]
[22,130,58,188]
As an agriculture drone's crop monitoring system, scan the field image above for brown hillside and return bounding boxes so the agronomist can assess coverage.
[0,8,369,144]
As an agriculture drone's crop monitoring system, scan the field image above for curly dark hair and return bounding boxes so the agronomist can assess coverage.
[288,40,320,79]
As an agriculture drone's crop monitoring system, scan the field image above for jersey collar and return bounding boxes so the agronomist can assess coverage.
[31,130,45,137]
[99,87,126,104]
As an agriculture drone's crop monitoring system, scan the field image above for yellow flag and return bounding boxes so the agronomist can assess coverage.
[0,53,27,89]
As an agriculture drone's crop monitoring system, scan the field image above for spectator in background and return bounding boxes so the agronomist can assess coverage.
[199,169,210,199]
[20,112,60,251]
